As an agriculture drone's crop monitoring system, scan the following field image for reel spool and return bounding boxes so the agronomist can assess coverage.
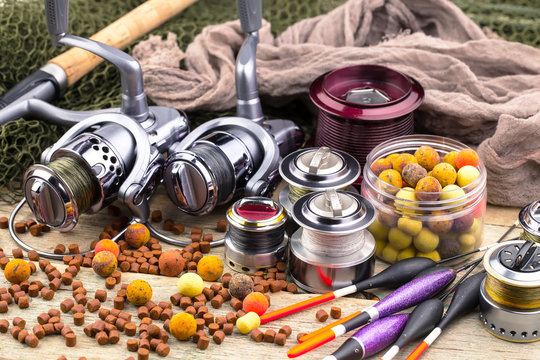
[224,197,288,274]
[309,64,424,179]
[289,189,376,293]
[479,200,540,342]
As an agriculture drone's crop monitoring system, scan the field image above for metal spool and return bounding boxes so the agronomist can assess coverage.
[479,201,540,342]
[224,197,288,274]
[289,189,376,293]
[278,147,360,235]
[310,64,424,178]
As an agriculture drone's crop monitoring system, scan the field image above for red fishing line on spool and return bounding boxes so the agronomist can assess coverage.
[310,65,424,183]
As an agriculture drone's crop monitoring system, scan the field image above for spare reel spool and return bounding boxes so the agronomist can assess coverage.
[479,200,540,343]
[309,64,424,180]
[278,146,361,235]
[289,189,376,293]
[224,196,288,274]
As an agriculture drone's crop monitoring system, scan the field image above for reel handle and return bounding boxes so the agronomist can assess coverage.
[45,0,69,46]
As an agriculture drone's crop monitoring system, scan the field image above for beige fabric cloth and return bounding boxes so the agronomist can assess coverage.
[132,0,540,206]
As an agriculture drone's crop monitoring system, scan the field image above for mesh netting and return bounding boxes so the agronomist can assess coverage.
[0,0,538,203]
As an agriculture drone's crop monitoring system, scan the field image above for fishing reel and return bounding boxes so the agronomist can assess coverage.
[6,0,189,258]
[160,0,303,221]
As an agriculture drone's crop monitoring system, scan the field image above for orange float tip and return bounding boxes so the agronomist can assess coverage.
[405,341,429,360]
[287,330,336,358]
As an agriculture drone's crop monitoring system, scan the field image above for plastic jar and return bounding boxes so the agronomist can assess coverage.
[361,135,487,263]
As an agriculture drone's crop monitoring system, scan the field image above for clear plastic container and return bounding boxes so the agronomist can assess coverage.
[361,135,487,263]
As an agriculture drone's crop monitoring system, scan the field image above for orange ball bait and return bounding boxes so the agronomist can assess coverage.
[442,151,458,170]
[94,239,120,258]
[169,313,197,340]
[378,169,403,188]
[158,250,185,277]
[391,153,418,173]
[455,149,480,169]
[4,259,31,284]
[92,250,118,277]
[126,279,152,306]
[196,255,224,282]
[415,176,442,201]
[242,292,269,316]
[431,163,457,187]
[370,158,393,176]
[124,223,150,248]
[414,146,440,171]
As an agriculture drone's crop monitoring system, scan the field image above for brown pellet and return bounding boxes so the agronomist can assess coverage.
[109,329,120,344]
[73,287,87,297]
[275,326,291,339]
[105,277,117,289]
[264,329,276,343]
[202,287,214,301]
[250,328,263,342]
[316,309,329,322]
[214,316,226,329]
[95,331,108,345]
[65,332,76,347]
[146,323,160,338]
[211,295,224,309]
[68,244,80,254]
[197,336,210,350]
[98,308,110,320]
[156,343,170,357]
[119,261,130,272]
[219,322,232,335]
[18,296,29,309]
[126,338,138,351]
[270,280,282,292]
[161,308,173,321]
[137,347,149,360]
[14,222,26,233]
[53,244,66,255]
[208,323,219,336]
[48,315,60,324]
[275,332,287,346]
[225,312,237,325]
[163,219,174,231]
[169,293,181,306]
[192,252,203,263]
[94,289,107,302]
[0,217,8,229]
[200,241,211,253]
[105,314,117,325]
[61,326,73,337]
[18,329,29,343]
[27,250,40,261]
[118,311,132,322]
[194,294,207,304]
[150,210,162,223]
[253,284,264,293]
[230,297,242,311]
[33,324,45,339]
[71,304,85,314]
[138,306,149,319]
[113,296,125,310]
[172,223,185,235]
[117,289,127,299]
[112,271,122,284]
[28,262,37,274]
[0,257,9,270]
[193,301,204,311]
[10,326,21,339]
[37,313,50,325]
[236,310,246,318]
[48,269,61,280]
[0,300,7,313]
[216,220,227,232]
[286,283,298,293]
[195,318,205,331]
[203,233,213,242]
[12,248,24,258]
[25,333,39,347]
[130,263,140,273]
[49,278,61,291]
[149,306,162,320]
[1,293,12,304]
[0,319,8,333]
[87,299,101,312]
[184,306,196,316]
[148,265,159,275]
[212,329,225,345]
[61,272,73,285]
[43,323,55,335]
[330,306,342,319]
[13,317,25,328]
[124,322,137,336]
[196,306,208,318]
[276,272,287,281]
[54,322,65,333]
[74,293,87,305]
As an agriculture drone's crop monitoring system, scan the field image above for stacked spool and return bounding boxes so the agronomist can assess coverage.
[309,64,424,178]
[288,189,376,293]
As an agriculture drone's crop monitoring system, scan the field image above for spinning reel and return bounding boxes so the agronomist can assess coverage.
[5,0,189,259]
[157,0,303,246]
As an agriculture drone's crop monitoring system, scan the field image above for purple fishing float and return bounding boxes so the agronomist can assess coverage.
[323,314,409,360]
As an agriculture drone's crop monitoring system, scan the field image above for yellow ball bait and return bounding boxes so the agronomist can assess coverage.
[4,259,31,284]
[177,273,204,298]
[196,255,224,282]
[236,312,261,334]
[169,313,197,340]
[126,279,152,306]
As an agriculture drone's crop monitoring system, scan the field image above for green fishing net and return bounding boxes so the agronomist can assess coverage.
[0,0,538,203]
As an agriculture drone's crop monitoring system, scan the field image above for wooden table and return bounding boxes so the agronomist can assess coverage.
[0,189,537,360]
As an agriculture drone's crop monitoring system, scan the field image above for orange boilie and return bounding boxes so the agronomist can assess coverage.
[94,239,120,258]
[124,223,150,248]
[158,250,185,277]
[242,292,269,316]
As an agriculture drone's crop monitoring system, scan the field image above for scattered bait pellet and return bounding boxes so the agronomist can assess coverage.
[0,319,9,333]
[95,289,107,302]
[223,322,233,335]
[330,306,342,319]
[137,347,149,360]
[126,338,138,351]
[208,323,219,336]
[25,333,39,348]
[250,328,263,342]
[316,309,329,322]
[213,330,225,344]
[155,343,170,357]
[275,332,287,346]
[65,333,76,347]
[279,325,292,337]
[197,336,210,350]
[264,329,276,343]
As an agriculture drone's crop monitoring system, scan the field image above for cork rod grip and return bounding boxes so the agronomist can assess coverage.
[48,0,197,87]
